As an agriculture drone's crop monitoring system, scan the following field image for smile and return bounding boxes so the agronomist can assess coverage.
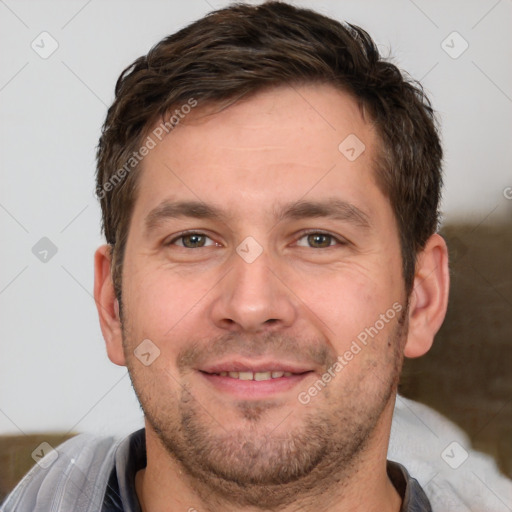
[199,365,314,400]
[214,370,294,381]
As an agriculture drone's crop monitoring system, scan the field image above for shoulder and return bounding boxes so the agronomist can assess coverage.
[390,395,512,511]
[1,433,122,512]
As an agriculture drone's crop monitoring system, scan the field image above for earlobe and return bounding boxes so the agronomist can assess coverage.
[94,245,126,366]
[404,234,450,358]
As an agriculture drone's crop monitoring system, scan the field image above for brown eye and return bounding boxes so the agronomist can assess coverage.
[296,232,339,248]
[182,234,206,248]
[170,233,215,248]
[306,233,334,248]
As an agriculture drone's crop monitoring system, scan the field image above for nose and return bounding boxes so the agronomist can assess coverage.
[209,248,297,333]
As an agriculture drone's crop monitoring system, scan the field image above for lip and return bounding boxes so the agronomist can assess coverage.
[200,371,313,399]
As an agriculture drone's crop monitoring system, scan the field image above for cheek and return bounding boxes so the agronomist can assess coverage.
[295,262,402,351]
[122,262,213,347]
[292,258,404,380]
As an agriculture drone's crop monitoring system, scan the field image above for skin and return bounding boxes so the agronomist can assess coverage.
[94,84,449,512]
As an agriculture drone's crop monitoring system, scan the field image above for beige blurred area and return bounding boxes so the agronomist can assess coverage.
[400,220,512,479]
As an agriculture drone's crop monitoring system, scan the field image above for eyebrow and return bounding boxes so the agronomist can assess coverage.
[144,197,371,236]
[274,198,371,229]
[144,200,226,234]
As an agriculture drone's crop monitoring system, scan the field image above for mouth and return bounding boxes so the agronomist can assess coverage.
[198,361,315,399]
[209,370,297,381]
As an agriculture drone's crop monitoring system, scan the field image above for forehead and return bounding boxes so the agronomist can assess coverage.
[132,84,384,222]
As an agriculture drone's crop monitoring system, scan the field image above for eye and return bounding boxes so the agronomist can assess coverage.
[296,232,343,248]
[168,232,217,248]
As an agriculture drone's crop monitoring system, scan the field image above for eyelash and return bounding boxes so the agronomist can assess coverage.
[165,230,347,248]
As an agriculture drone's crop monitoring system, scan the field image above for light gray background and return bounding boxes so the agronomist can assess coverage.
[1,0,511,436]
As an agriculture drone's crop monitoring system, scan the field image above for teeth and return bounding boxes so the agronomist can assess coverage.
[254,371,271,381]
[217,371,295,381]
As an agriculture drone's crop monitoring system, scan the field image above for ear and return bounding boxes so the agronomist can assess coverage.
[404,233,450,358]
[94,244,126,366]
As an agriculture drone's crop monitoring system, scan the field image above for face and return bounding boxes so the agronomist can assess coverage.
[118,84,408,502]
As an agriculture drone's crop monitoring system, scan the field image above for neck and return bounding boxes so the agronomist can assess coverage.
[135,399,402,512]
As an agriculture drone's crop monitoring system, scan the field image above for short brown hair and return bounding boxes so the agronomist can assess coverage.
[96,1,442,300]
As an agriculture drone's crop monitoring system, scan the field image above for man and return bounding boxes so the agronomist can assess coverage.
[2,2,511,511]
